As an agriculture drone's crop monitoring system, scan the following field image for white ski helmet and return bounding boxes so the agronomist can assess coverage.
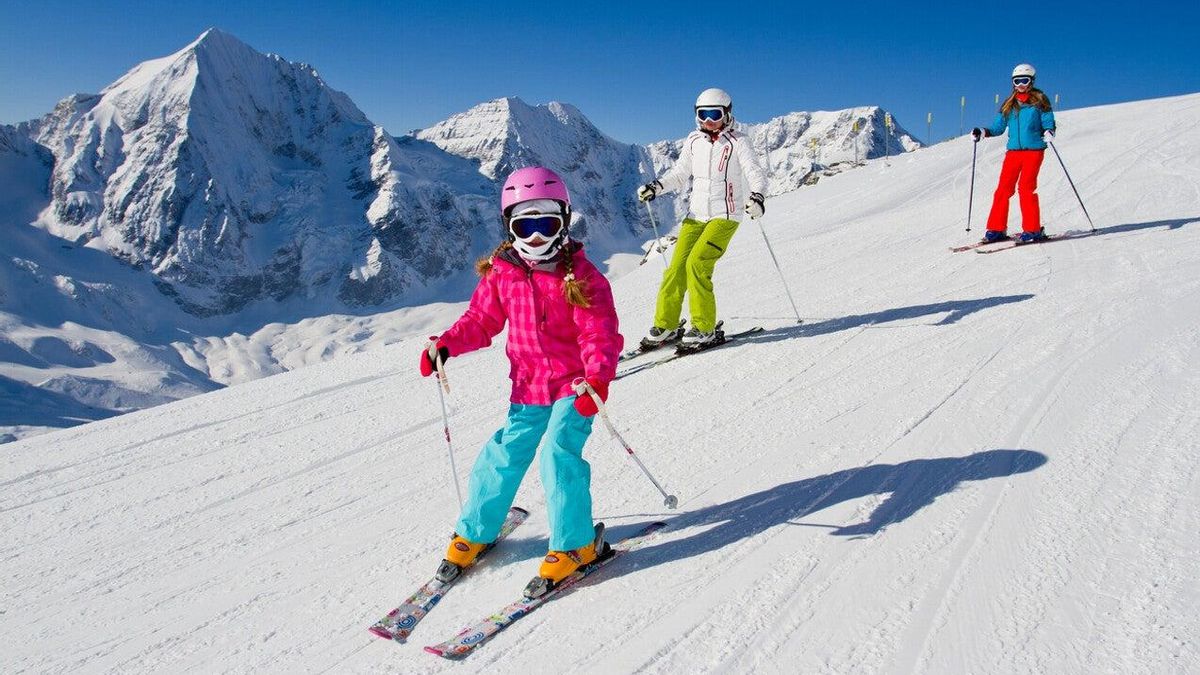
[1011,63,1037,80]
[695,87,733,111]
[695,87,733,128]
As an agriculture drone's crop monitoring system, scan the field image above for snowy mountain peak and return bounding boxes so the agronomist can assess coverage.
[27,29,388,316]
[415,97,529,179]
[415,96,619,180]
[188,26,248,52]
[415,96,654,251]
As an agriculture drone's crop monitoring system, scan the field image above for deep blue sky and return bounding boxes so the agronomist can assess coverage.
[2,1,1198,145]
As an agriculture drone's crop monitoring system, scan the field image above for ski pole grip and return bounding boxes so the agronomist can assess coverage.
[572,377,606,414]
[429,341,450,394]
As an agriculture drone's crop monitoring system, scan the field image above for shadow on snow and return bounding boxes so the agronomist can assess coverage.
[742,294,1036,345]
[609,449,1047,575]
[0,374,120,430]
[1081,215,1199,237]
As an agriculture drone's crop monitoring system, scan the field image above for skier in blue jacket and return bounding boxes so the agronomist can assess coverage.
[971,63,1057,243]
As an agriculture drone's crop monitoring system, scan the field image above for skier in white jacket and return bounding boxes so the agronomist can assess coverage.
[637,87,768,350]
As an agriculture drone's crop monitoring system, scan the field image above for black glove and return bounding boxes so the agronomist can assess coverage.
[637,180,663,202]
[971,128,986,142]
[745,192,765,219]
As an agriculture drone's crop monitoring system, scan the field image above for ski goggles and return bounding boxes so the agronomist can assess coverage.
[1012,76,1033,86]
[509,213,564,240]
[696,107,725,122]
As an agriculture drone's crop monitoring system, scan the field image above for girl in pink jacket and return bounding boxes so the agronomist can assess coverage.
[418,166,623,596]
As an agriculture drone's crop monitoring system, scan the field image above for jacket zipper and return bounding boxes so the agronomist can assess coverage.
[1014,103,1021,148]
[525,266,552,374]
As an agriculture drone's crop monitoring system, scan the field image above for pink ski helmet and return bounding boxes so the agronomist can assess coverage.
[500,166,571,221]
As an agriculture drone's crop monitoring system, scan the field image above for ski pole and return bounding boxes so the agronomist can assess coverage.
[429,343,463,510]
[966,140,978,232]
[756,221,803,324]
[643,201,670,267]
[761,138,802,324]
[574,379,678,509]
[1047,140,1096,232]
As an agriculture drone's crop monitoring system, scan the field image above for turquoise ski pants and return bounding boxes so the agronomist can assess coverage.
[455,397,596,551]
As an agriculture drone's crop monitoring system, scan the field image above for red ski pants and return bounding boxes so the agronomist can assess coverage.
[986,149,1045,233]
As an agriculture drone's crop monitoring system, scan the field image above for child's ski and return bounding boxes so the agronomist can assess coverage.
[423,521,667,659]
[368,506,528,642]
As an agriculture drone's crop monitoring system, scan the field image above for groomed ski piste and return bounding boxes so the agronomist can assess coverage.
[4,93,1198,674]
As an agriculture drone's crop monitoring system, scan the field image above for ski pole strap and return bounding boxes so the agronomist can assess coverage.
[572,378,615,432]
[428,341,450,394]
[643,202,669,267]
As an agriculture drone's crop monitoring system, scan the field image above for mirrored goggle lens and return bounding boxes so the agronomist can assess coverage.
[1012,77,1032,86]
[510,214,563,239]
[697,108,725,122]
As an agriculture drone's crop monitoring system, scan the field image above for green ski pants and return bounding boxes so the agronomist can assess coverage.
[653,217,740,333]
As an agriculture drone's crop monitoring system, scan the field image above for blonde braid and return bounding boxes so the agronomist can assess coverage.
[478,240,589,306]
[561,251,591,308]
[475,241,512,276]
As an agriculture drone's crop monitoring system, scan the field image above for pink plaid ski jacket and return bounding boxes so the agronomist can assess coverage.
[438,244,622,405]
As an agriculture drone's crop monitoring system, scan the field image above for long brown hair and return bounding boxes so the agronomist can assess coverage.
[475,241,591,308]
[1000,87,1052,118]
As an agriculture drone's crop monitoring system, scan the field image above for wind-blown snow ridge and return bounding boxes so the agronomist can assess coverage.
[2,92,1198,673]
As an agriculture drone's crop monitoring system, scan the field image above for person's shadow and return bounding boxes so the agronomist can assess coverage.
[1076,216,1197,237]
[610,449,1047,573]
[744,294,1035,345]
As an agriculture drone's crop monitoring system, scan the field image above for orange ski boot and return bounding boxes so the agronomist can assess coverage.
[436,534,488,583]
[524,524,609,598]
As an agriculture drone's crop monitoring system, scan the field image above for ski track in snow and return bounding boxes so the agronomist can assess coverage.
[3,94,1200,674]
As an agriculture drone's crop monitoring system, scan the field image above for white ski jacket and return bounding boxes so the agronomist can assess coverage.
[657,127,768,223]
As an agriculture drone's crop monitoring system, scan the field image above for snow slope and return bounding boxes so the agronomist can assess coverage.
[2,93,1198,674]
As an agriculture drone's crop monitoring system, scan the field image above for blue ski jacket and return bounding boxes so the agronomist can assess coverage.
[986,103,1056,150]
